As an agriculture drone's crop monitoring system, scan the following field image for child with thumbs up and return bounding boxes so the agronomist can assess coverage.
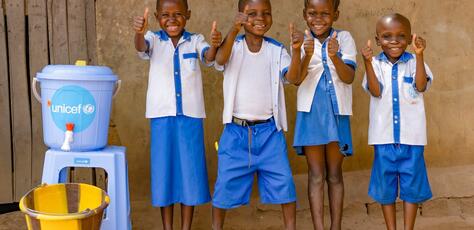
[291,0,357,229]
[361,13,433,230]
[211,0,303,229]
[133,0,222,229]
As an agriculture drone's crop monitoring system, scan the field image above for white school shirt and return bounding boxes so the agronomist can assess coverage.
[297,29,357,115]
[215,35,291,131]
[138,30,212,119]
[233,40,273,121]
[362,52,434,145]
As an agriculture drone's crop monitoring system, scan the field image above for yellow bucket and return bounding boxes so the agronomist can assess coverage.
[19,183,110,230]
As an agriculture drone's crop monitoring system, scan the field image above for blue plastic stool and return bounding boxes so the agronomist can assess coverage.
[41,146,131,230]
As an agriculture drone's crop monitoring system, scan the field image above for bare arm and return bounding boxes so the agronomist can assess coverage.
[327,33,355,84]
[134,8,149,52]
[204,21,222,63]
[291,29,314,85]
[361,40,381,97]
[412,34,428,92]
[215,27,241,66]
[215,9,248,66]
[285,23,304,84]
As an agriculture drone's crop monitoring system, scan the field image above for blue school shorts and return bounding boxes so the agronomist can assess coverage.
[368,144,432,205]
[212,119,297,209]
[150,116,211,207]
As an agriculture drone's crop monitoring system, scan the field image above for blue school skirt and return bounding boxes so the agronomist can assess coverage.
[293,72,353,156]
[150,116,211,207]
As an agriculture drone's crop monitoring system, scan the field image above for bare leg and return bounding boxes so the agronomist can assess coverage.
[381,204,397,230]
[325,142,344,230]
[212,206,226,230]
[180,204,194,230]
[305,145,326,230]
[403,202,418,230]
[281,202,297,230]
[160,205,174,230]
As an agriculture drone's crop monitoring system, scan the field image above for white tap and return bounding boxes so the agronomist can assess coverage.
[61,123,75,151]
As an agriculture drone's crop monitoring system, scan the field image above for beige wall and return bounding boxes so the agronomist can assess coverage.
[96,0,474,200]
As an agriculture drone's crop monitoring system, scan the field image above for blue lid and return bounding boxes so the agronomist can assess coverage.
[37,65,118,81]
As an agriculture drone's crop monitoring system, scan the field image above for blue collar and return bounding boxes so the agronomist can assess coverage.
[235,34,283,47]
[308,28,336,41]
[376,52,414,63]
[155,30,192,42]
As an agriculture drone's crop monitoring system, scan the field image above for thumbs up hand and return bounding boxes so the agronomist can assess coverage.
[134,8,149,34]
[327,32,339,58]
[361,39,373,62]
[210,21,223,48]
[303,29,315,57]
[412,34,426,55]
[233,5,250,31]
[289,23,304,49]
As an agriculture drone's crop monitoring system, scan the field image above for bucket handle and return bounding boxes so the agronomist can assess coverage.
[32,78,42,103]
[113,80,122,98]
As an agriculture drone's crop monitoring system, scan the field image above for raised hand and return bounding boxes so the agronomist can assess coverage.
[361,39,373,62]
[233,5,249,31]
[289,23,304,49]
[412,34,426,55]
[327,32,339,57]
[304,29,315,57]
[134,8,149,34]
[211,21,223,48]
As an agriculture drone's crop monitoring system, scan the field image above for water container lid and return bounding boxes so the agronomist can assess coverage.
[37,65,118,81]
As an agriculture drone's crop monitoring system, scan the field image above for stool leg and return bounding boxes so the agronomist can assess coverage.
[59,168,68,183]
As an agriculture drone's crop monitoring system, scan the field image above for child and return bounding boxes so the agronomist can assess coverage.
[133,0,222,229]
[361,13,433,230]
[211,0,304,229]
[291,0,357,229]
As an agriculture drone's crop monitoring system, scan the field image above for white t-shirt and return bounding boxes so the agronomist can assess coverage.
[233,40,273,121]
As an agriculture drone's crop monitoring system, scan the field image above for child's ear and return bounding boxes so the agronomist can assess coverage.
[333,10,340,21]
[154,11,159,19]
[375,36,381,46]
[186,10,191,20]
[303,9,307,19]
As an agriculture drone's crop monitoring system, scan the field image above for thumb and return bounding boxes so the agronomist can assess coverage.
[367,39,372,48]
[144,7,149,19]
[289,23,294,35]
[305,29,312,39]
[331,31,337,39]
[212,21,217,32]
[412,33,417,48]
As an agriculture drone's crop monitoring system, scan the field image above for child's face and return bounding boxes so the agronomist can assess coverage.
[155,0,190,39]
[303,0,339,39]
[242,0,272,37]
[376,18,412,62]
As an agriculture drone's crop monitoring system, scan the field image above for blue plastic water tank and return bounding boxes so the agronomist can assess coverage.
[34,64,119,151]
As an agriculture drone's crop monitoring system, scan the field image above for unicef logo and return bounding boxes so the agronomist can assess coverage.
[50,85,96,132]
[83,104,95,114]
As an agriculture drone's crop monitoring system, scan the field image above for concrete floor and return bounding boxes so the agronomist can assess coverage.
[2,165,474,229]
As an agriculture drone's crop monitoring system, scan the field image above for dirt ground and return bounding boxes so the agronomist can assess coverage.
[2,198,474,230]
[2,165,474,230]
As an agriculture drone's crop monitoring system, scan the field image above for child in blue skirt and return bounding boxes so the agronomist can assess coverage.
[133,0,222,229]
[292,0,357,229]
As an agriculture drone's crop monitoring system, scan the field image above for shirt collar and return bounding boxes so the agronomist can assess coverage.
[308,28,336,41]
[155,30,192,42]
[376,52,414,63]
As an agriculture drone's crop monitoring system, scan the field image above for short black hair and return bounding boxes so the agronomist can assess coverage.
[156,0,189,10]
[304,0,340,11]
[376,13,412,34]
[238,0,271,12]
